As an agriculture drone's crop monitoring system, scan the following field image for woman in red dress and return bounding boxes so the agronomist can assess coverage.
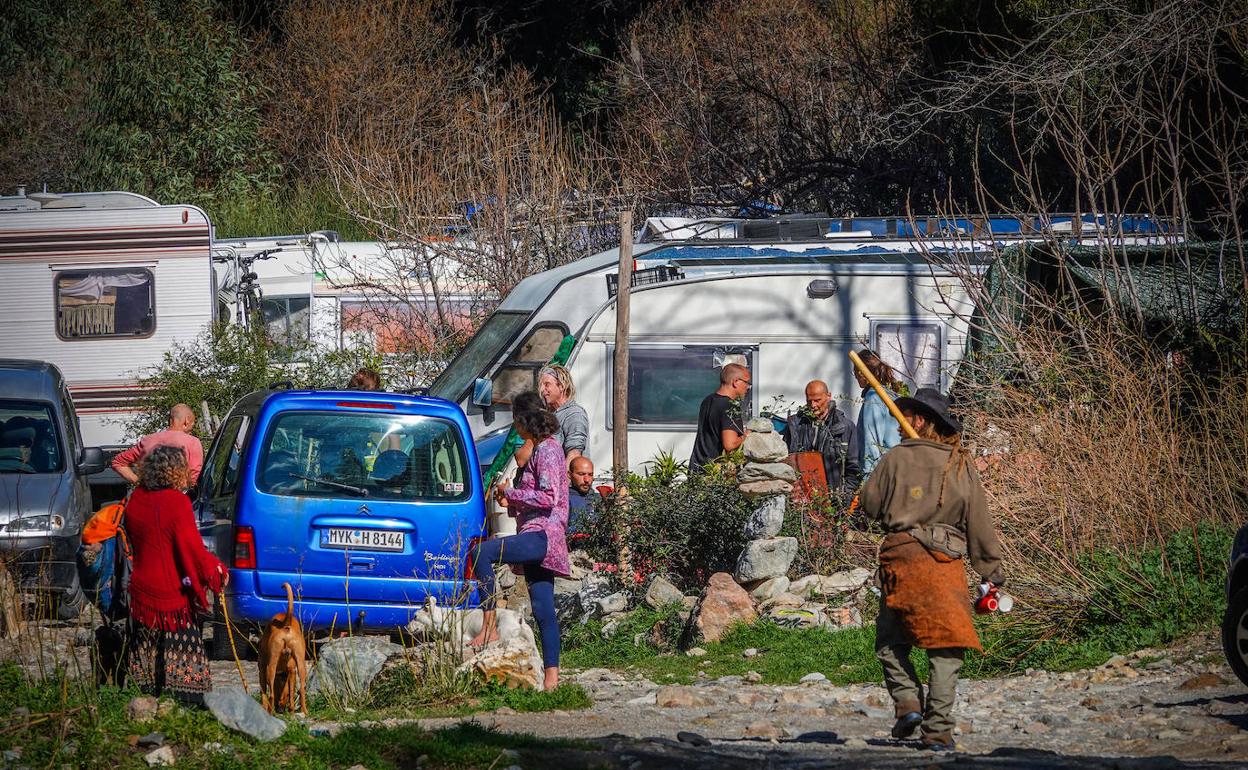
[124,445,228,705]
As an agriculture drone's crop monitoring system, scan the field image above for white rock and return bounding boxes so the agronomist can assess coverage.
[686,647,708,657]
[144,746,176,767]
[644,576,685,609]
[742,431,789,463]
[734,537,798,582]
[743,496,786,539]
[800,672,828,684]
[748,575,791,602]
[594,591,630,617]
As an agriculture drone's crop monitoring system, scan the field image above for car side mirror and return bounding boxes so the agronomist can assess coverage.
[78,446,106,475]
[471,378,494,409]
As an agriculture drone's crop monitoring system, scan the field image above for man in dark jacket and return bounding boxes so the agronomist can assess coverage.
[784,380,860,495]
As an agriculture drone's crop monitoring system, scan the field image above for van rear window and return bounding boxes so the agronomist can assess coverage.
[256,412,469,501]
[0,400,62,474]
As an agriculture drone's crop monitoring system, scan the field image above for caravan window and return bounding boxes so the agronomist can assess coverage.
[488,323,568,405]
[873,322,943,390]
[609,345,756,427]
[54,269,155,340]
[261,296,311,349]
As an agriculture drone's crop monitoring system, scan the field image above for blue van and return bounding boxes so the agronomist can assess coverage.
[196,388,486,654]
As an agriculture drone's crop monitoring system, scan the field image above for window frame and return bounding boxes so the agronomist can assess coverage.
[199,413,252,507]
[487,321,570,406]
[253,411,472,503]
[604,342,758,430]
[53,267,157,341]
[0,398,65,474]
[868,318,946,392]
[259,294,312,350]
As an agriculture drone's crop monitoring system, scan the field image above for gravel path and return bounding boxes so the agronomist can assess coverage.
[7,616,1246,768]
[377,632,1248,768]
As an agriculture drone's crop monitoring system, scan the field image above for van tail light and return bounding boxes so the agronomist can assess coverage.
[233,526,256,569]
[464,536,487,580]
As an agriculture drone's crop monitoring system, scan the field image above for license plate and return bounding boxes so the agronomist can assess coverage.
[320,528,405,552]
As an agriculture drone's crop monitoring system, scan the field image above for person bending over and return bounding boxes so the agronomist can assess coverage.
[468,407,569,690]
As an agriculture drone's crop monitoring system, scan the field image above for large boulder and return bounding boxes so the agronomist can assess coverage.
[644,575,685,609]
[734,537,799,582]
[743,495,786,539]
[693,572,757,643]
[576,572,617,621]
[738,479,794,498]
[738,463,798,483]
[204,687,287,742]
[744,417,774,434]
[307,636,403,701]
[742,431,788,463]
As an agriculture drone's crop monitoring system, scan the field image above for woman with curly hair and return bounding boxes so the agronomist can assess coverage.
[468,407,569,690]
[125,445,228,705]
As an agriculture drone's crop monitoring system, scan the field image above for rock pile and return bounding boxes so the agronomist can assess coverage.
[680,417,875,642]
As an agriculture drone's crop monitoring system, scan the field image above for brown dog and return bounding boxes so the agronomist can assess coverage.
[258,582,307,714]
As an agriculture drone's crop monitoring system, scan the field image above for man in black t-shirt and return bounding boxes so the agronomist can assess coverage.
[689,363,751,471]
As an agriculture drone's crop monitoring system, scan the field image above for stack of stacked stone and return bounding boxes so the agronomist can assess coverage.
[732,417,799,587]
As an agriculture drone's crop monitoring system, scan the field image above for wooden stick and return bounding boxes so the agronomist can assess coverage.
[848,350,919,439]
[613,210,634,578]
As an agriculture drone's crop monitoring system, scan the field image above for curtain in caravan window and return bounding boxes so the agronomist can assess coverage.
[55,269,154,339]
[58,272,150,301]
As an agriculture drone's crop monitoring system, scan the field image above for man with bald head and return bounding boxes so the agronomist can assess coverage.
[689,362,751,471]
[111,403,204,488]
[784,380,860,496]
[567,455,600,536]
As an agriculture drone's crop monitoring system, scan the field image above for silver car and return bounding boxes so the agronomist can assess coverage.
[0,360,105,619]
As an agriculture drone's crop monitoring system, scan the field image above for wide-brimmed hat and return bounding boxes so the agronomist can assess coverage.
[895,387,962,434]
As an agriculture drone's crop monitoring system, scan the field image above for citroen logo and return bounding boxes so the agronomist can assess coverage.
[357,503,372,516]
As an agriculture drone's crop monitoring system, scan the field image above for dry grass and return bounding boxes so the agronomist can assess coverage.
[960,323,1246,612]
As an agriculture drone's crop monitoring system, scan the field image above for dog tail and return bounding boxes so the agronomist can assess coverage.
[282,581,294,627]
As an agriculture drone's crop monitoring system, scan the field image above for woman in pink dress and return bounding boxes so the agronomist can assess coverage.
[468,407,569,690]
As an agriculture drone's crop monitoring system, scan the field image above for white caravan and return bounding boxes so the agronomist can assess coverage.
[426,213,1175,473]
[0,189,216,448]
[213,234,487,360]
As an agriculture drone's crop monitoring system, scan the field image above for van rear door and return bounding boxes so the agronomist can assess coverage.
[244,404,484,608]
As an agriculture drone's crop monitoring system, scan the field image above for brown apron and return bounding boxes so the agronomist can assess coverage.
[877,532,981,651]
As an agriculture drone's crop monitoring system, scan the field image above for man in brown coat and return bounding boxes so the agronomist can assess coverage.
[859,388,1005,751]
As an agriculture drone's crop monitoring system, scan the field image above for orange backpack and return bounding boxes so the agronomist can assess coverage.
[82,500,126,545]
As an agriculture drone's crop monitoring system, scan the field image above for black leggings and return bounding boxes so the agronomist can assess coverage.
[470,531,559,667]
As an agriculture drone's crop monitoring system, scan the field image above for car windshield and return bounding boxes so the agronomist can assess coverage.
[0,400,62,474]
[427,311,529,401]
[256,411,470,501]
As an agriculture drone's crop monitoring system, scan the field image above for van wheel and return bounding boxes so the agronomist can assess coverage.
[1223,586,1248,687]
[208,595,254,662]
[54,574,86,621]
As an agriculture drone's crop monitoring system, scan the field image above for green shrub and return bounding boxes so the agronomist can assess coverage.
[585,471,753,591]
[966,523,1234,676]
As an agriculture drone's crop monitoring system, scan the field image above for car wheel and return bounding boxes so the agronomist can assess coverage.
[1223,585,1248,687]
[207,592,255,661]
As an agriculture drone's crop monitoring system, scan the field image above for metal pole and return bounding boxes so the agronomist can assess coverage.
[613,211,633,578]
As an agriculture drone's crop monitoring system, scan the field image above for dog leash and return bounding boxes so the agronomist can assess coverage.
[219,593,250,693]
